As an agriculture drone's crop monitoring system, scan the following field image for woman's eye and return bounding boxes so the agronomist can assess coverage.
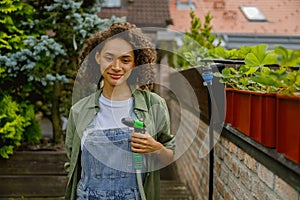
[105,57,113,61]
[122,58,131,63]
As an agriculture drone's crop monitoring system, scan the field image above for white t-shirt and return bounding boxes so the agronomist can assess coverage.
[81,94,134,148]
[96,94,134,130]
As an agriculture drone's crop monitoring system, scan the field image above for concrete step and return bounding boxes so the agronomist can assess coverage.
[160,180,194,200]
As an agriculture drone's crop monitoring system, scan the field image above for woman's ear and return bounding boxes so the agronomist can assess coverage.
[95,51,101,64]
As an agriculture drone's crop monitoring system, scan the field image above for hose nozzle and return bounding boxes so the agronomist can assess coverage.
[121,117,145,133]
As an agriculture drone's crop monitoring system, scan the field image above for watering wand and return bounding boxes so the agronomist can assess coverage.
[121,117,147,200]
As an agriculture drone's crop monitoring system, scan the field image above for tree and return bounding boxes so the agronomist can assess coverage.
[0,0,42,158]
[175,10,221,68]
[1,0,125,145]
[0,0,34,54]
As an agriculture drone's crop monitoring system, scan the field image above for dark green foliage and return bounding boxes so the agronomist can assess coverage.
[24,118,42,145]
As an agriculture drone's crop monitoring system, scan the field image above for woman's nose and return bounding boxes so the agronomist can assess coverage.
[111,59,121,71]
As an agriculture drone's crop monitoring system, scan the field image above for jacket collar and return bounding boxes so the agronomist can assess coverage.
[86,85,148,111]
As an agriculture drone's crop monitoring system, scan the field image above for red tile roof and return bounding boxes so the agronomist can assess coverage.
[168,0,300,35]
[97,0,171,27]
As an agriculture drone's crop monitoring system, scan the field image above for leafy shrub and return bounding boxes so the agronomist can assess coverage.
[0,96,25,158]
[0,95,42,158]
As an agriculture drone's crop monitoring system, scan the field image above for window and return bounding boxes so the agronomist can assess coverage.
[176,0,196,10]
[101,0,121,8]
[240,6,266,22]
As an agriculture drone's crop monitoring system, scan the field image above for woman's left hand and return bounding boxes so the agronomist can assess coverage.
[131,132,163,154]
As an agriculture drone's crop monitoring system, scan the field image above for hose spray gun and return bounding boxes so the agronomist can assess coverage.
[121,117,145,170]
[121,117,147,200]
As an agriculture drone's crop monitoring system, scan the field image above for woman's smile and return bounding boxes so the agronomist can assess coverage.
[108,72,124,79]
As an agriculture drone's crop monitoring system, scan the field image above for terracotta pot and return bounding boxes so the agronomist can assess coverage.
[276,94,300,164]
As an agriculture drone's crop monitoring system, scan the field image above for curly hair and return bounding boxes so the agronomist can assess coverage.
[79,22,157,90]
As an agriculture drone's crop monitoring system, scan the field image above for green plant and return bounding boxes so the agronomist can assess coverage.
[21,104,42,145]
[0,0,35,54]
[215,65,259,90]
[207,46,252,59]
[186,10,220,50]
[0,96,25,158]
[1,0,126,144]
[0,95,42,158]
[176,10,221,68]
[244,45,300,94]
[274,46,300,68]
[214,44,300,95]
[251,67,300,95]
[244,44,277,68]
[24,118,42,145]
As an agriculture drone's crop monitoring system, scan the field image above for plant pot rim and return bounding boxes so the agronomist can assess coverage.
[225,88,276,96]
[276,93,300,100]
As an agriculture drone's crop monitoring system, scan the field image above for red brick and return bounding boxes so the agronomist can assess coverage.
[243,154,257,171]
[274,176,298,200]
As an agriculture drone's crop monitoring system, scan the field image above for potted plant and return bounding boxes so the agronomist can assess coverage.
[174,9,300,161]
[214,44,278,148]
[222,46,300,164]
[250,46,300,163]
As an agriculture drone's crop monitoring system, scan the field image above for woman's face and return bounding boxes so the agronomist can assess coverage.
[95,38,135,87]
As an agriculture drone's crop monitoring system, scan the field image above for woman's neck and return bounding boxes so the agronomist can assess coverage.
[102,84,132,100]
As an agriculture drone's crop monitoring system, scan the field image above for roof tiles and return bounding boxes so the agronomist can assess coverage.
[97,0,171,27]
[168,0,300,35]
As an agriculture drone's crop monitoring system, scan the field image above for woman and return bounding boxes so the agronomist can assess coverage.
[65,22,175,200]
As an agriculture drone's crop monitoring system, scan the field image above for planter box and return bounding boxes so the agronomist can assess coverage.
[276,94,300,164]
[0,150,68,198]
[226,89,276,148]
[225,88,234,125]
[231,90,252,136]
[250,92,276,148]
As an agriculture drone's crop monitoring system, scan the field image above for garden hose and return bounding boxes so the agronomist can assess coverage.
[121,117,147,200]
[201,66,214,200]
[200,65,221,200]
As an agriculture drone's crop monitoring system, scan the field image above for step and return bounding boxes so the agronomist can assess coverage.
[160,180,194,200]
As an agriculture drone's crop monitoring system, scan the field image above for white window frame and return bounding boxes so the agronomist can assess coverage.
[240,6,267,22]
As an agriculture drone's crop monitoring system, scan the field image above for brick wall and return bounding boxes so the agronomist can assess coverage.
[169,99,300,200]
[170,100,210,199]
[214,137,300,200]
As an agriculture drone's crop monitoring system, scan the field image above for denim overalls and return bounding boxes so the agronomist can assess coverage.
[76,127,142,200]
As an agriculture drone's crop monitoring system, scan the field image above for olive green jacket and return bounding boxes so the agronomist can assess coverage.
[64,87,175,200]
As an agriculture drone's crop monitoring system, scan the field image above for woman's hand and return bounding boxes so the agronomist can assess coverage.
[131,132,174,165]
[131,132,163,154]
